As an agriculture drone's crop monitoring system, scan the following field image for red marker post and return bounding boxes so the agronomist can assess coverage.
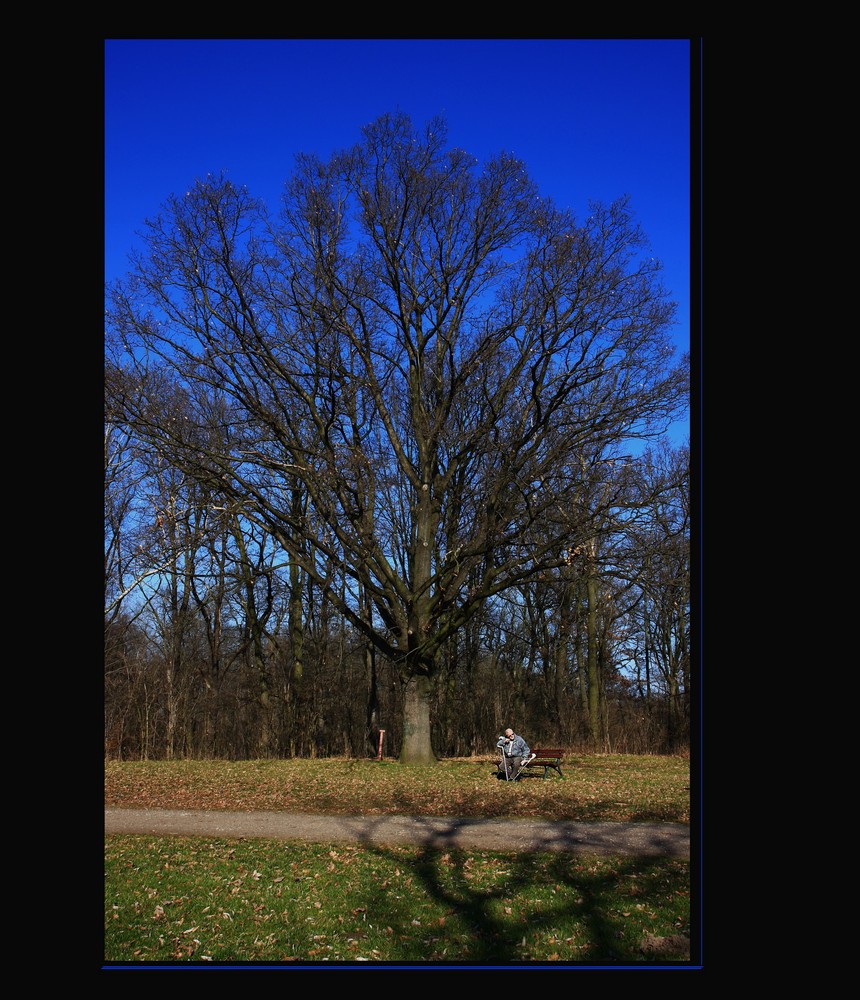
[377,729,385,760]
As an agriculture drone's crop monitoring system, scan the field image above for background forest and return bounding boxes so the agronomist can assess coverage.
[104,437,689,761]
[104,113,691,763]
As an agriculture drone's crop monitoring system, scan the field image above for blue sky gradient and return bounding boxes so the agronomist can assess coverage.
[105,38,696,443]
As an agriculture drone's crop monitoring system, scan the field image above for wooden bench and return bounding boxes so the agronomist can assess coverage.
[518,748,566,780]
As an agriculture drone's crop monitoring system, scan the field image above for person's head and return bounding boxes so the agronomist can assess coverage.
[504,729,514,739]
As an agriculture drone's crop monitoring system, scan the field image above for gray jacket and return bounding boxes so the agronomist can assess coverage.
[497,733,530,757]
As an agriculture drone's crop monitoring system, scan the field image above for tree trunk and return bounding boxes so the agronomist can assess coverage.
[586,558,601,750]
[553,579,574,737]
[289,558,303,682]
[289,487,304,681]
[165,653,178,760]
[399,671,436,764]
[667,673,680,751]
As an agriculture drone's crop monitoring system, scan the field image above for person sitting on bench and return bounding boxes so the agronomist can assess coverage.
[496,728,531,780]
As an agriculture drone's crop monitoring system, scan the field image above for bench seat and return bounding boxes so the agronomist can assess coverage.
[519,748,565,780]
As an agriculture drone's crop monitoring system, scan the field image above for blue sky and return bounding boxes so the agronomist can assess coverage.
[105,38,696,443]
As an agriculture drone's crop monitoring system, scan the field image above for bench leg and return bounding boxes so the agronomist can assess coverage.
[539,765,564,779]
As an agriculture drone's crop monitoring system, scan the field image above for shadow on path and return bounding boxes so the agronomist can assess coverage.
[104,809,689,857]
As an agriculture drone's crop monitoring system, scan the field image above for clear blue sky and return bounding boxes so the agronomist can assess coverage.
[105,38,696,443]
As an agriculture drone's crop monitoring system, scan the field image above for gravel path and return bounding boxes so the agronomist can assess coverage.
[105,808,689,857]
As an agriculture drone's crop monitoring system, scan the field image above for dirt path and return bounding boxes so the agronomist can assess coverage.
[105,809,689,857]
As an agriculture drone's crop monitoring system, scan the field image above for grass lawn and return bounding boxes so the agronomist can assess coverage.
[104,755,696,968]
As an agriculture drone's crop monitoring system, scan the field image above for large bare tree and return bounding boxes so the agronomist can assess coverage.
[106,112,687,763]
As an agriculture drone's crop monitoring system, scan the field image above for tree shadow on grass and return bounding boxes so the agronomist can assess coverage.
[104,825,694,967]
[355,842,694,966]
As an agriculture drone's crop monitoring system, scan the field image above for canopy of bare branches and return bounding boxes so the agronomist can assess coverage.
[105,113,690,762]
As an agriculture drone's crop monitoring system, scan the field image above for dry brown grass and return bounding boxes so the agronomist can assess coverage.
[105,754,690,823]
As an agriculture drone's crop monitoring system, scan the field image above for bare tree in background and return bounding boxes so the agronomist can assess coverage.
[627,440,690,748]
[106,112,687,763]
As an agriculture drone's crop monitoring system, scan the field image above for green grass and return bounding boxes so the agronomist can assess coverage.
[105,756,694,967]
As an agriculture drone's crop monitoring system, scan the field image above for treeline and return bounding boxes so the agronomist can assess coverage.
[105,434,689,760]
[104,113,690,761]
